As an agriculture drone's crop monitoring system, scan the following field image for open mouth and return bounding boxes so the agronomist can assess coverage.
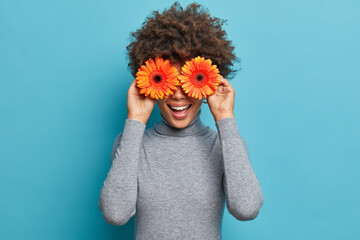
[167,104,192,118]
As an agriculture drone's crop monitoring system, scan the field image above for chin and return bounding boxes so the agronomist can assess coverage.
[168,117,192,129]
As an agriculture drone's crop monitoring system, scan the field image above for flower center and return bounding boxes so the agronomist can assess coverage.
[196,74,204,82]
[193,71,207,84]
[153,74,162,82]
[149,71,165,85]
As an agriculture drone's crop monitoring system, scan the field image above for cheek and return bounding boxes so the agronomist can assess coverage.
[156,100,166,111]
[192,100,203,110]
[158,99,172,115]
[158,99,166,106]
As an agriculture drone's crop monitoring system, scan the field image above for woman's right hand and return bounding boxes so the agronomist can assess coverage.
[127,79,157,125]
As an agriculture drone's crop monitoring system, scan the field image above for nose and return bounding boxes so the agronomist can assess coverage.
[170,85,187,100]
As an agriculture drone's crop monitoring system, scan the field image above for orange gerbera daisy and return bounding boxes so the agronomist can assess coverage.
[178,56,221,100]
[136,57,179,99]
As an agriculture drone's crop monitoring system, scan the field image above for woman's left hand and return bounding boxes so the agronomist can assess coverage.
[207,76,235,122]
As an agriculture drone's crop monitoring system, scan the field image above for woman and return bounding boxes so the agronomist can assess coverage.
[99,2,264,239]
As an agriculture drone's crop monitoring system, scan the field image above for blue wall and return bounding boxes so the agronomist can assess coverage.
[1,0,359,239]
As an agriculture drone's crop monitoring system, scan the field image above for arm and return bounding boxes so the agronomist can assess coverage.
[98,118,146,225]
[216,117,264,221]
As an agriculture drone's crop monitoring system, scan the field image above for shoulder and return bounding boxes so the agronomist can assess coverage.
[196,126,220,150]
[143,126,156,139]
[204,126,218,139]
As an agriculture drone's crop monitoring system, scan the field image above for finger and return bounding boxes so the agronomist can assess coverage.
[132,79,140,90]
[218,76,230,86]
[216,79,226,90]
[217,75,224,83]
[132,79,137,86]
[129,79,141,96]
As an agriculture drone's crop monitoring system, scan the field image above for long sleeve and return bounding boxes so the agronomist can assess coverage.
[98,118,146,226]
[216,117,264,221]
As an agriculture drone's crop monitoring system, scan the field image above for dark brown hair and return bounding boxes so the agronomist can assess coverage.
[126,2,240,79]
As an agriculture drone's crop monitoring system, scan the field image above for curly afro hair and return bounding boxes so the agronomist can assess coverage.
[126,1,240,79]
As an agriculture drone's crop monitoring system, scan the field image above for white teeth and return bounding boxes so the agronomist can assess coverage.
[169,105,190,110]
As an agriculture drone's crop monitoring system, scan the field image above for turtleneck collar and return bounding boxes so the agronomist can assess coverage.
[154,108,208,137]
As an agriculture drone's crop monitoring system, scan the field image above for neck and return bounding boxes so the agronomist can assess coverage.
[154,108,207,137]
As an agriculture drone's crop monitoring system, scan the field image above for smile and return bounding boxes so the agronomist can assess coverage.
[167,104,192,119]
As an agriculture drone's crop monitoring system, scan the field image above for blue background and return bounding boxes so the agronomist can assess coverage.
[1,0,359,239]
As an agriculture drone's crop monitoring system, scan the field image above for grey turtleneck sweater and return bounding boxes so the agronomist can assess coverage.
[99,109,264,239]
